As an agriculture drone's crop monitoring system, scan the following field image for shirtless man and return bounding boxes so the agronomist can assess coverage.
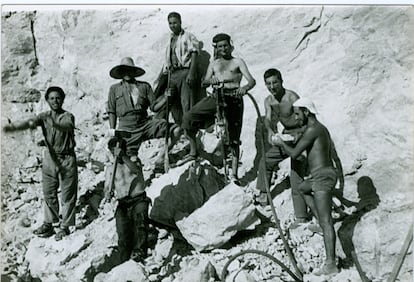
[181,33,256,181]
[256,70,309,227]
[273,97,339,275]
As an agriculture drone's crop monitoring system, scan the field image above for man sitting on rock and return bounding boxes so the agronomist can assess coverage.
[106,57,182,170]
[273,97,339,276]
[105,137,150,263]
[181,33,256,182]
[256,69,310,230]
[3,86,78,241]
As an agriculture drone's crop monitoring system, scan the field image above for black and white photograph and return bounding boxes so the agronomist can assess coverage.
[1,2,413,282]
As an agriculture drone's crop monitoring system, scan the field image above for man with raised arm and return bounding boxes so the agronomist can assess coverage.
[273,97,339,275]
[181,33,256,182]
[3,86,78,241]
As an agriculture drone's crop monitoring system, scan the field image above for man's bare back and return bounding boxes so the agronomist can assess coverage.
[304,121,334,173]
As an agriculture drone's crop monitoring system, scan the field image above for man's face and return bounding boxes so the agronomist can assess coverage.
[123,74,133,82]
[294,107,307,126]
[168,17,182,35]
[46,91,64,111]
[265,75,283,96]
[215,40,232,58]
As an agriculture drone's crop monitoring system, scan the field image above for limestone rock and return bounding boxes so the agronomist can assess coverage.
[176,183,260,251]
[25,234,92,280]
[171,257,218,282]
[94,260,149,282]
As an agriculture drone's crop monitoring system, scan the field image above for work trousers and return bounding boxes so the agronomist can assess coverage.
[115,194,150,263]
[42,151,78,227]
[169,68,195,126]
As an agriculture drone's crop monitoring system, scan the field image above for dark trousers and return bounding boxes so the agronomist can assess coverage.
[257,146,309,219]
[115,194,150,262]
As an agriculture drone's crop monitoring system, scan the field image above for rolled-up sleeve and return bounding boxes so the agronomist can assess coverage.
[57,113,75,131]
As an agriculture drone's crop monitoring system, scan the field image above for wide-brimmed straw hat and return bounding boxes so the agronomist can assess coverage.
[109,57,146,79]
[293,97,319,115]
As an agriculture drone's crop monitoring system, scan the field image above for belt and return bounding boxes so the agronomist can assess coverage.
[118,192,149,206]
[170,66,189,72]
[221,88,241,98]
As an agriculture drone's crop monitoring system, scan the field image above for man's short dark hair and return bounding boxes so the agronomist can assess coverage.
[45,86,65,100]
[212,33,231,45]
[263,68,283,82]
[168,12,181,22]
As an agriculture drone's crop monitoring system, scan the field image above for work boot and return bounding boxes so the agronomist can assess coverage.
[33,223,54,238]
[55,226,70,241]
[230,175,241,186]
[131,250,146,263]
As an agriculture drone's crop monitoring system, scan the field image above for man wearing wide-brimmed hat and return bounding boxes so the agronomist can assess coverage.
[107,57,181,160]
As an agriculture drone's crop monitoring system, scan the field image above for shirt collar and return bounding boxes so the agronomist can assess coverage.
[170,29,185,37]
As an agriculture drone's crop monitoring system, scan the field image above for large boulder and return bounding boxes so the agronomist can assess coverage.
[148,161,225,227]
[176,183,260,251]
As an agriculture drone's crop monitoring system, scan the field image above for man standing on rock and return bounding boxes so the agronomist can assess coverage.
[273,97,339,275]
[162,11,200,125]
[105,137,151,263]
[3,86,78,241]
[106,57,181,168]
[256,69,309,229]
[181,33,256,182]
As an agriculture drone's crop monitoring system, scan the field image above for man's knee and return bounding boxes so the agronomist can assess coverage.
[169,124,182,138]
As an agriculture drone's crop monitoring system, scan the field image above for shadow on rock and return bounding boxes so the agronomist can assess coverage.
[337,176,380,269]
[75,183,105,230]
[150,163,226,227]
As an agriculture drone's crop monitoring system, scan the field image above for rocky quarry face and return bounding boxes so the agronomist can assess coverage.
[1,5,413,282]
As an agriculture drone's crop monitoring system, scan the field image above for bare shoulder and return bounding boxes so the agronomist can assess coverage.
[283,89,300,103]
[303,123,322,138]
[235,57,246,65]
[62,111,75,119]
[264,95,273,105]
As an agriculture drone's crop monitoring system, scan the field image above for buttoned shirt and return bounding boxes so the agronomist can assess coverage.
[34,110,76,154]
[107,80,155,130]
[164,29,199,71]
